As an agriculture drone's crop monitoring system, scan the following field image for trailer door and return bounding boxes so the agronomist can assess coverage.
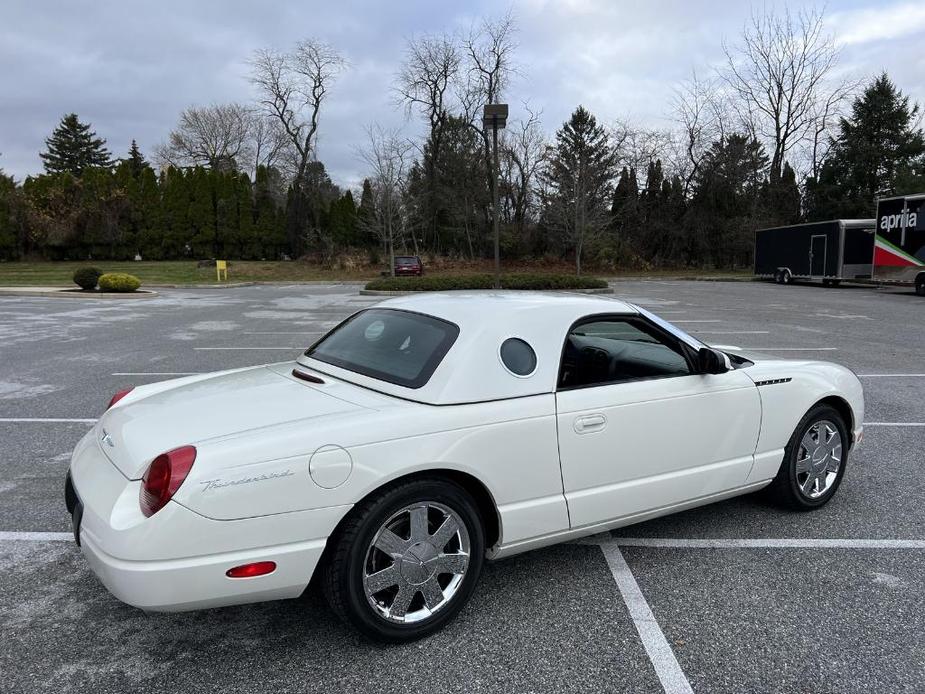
[810,235,827,276]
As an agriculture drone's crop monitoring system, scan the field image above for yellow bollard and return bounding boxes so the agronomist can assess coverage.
[216,260,228,282]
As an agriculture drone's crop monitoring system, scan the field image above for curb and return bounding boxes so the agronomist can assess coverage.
[359,287,615,296]
[0,288,158,299]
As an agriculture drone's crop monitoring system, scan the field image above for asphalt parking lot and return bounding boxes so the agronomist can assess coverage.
[1,280,924,693]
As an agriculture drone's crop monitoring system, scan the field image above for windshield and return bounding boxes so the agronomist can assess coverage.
[630,304,706,350]
[305,309,459,388]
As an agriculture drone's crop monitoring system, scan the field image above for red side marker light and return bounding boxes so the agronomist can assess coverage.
[107,387,134,410]
[226,561,277,579]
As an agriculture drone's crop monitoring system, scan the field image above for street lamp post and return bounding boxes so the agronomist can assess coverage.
[483,103,508,289]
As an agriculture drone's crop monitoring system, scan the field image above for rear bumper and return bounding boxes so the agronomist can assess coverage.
[67,429,345,612]
[79,528,325,612]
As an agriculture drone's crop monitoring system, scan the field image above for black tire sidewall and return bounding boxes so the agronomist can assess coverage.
[334,480,485,642]
[781,405,849,510]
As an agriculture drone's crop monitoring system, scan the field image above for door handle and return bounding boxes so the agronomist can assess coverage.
[574,414,606,434]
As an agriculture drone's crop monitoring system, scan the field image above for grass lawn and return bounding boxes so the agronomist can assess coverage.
[0,260,752,287]
[0,261,380,286]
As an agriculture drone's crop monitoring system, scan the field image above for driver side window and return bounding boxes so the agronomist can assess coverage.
[558,318,692,389]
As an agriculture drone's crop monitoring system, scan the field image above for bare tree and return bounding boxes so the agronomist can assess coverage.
[155,103,253,171]
[460,11,518,117]
[806,79,859,180]
[395,33,460,246]
[722,6,841,181]
[251,39,346,253]
[248,114,289,174]
[671,71,725,194]
[502,104,543,238]
[357,125,413,275]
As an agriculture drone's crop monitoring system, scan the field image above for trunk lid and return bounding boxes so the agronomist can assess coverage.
[98,365,369,479]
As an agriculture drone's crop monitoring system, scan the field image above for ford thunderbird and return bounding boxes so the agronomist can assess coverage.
[66,292,864,641]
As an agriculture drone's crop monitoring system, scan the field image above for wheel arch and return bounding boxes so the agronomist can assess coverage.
[322,468,502,560]
[813,395,855,446]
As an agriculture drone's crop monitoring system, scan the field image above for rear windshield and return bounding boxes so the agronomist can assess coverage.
[306,309,459,388]
[396,257,418,265]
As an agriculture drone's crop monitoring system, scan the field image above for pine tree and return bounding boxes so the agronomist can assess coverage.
[806,73,925,219]
[123,140,149,179]
[40,114,112,176]
[540,105,619,275]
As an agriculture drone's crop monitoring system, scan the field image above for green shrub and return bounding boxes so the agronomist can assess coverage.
[365,273,608,292]
[98,272,141,292]
[72,266,102,290]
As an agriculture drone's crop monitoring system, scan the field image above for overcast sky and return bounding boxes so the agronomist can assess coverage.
[2,0,924,188]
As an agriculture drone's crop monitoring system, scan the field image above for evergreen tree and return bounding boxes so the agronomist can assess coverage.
[540,106,619,274]
[123,140,149,179]
[767,161,801,224]
[686,134,770,267]
[0,171,23,259]
[40,114,112,176]
[806,73,925,219]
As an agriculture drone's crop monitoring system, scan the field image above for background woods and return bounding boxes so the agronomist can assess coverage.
[1,7,924,270]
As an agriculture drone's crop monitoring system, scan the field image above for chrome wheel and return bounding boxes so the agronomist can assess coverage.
[363,501,470,624]
[795,419,842,499]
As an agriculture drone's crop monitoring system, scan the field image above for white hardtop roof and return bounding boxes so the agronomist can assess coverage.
[299,291,639,405]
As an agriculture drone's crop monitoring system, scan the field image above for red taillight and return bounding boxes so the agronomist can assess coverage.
[139,445,196,517]
[226,561,276,578]
[107,387,134,410]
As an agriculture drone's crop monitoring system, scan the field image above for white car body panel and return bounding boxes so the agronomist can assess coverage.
[557,369,761,528]
[67,291,865,612]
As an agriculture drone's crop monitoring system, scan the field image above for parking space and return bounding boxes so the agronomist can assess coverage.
[1,279,924,692]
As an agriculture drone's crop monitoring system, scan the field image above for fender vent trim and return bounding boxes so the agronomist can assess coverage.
[754,377,792,387]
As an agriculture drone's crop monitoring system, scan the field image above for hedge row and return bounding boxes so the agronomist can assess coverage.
[365,273,608,292]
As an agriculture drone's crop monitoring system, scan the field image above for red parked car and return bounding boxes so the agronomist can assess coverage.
[394,255,423,276]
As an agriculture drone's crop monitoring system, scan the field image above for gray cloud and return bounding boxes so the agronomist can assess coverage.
[1,0,923,188]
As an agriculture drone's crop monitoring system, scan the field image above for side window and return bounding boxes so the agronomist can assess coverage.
[558,318,691,389]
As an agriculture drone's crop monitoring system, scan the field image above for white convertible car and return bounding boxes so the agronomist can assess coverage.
[66,292,863,641]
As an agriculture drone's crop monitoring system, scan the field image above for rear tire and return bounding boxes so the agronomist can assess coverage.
[766,404,849,511]
[321,478,485,642]
[781,269,792,284]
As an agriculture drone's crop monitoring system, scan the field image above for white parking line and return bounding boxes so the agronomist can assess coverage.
[194,347,298,351]
[609,537,925,549]
[0,531,72,542]
[0,418,96,423]
[112,372,200,376]
[599,543,694,694]
[865,422,925,427]
[741,347,838,351]
[690,330,770,335]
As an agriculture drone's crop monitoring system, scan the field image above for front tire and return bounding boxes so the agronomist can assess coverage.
[322,478,485,642]
[915,274,925,297]
[766,404,849,511]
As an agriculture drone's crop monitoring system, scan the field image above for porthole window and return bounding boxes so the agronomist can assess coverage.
[500,338,537,377]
